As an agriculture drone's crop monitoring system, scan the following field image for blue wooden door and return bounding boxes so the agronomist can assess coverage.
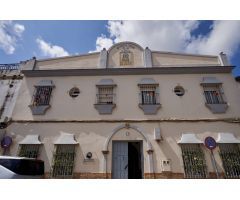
[112,142,128,179]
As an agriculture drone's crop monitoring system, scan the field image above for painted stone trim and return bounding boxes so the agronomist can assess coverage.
[139,104,161,115]
[143,47,153,68]
[29,105,51,115]
[205,103,228,113]
[98,48,107,68]
[22,66,234,77]
[10,118,240,123]
[94,104,116,114]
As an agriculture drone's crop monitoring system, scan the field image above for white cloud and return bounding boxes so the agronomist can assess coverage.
[92,20,240,58]
[0,20,25,54]
[36,38,69,58]
[185,21,240,57]
[89,34,113,52]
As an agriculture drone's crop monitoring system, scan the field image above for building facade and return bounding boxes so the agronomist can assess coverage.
[0,63,22,145]
[1,41,240,178]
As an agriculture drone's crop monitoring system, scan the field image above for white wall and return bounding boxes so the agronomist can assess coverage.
[6,122,240,174]
[11,73,240,121]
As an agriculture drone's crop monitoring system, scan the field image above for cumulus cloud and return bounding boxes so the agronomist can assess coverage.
[36,37,69,58]
[185,21,240,57]
[92,20,240,58]
[0,20,25,54]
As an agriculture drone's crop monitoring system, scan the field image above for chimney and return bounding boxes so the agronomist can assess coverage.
[219,52,230,66]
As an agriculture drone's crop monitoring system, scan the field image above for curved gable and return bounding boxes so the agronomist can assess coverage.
[107,41,144,68]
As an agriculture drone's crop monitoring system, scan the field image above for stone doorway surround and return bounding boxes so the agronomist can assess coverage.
[101,123,154,178]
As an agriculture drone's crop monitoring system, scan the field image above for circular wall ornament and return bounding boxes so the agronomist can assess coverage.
[69,87,80,98]
[174,86,185,96]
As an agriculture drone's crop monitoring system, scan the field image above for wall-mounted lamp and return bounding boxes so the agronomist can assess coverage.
[86,152,93,159]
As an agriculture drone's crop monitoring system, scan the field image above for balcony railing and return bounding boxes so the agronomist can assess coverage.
[0,63,20,70]
[96,93,116,104]
[139,92,160,105]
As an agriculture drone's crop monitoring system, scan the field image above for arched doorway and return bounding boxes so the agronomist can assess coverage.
[102,124,154,179]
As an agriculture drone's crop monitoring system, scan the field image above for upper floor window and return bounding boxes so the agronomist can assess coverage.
[203,86,225,104]
[94,79,116,114]
[32,86,53,106]
[29,80,55,115]
[200,77,228,113]
[139,85,158,105]
[138,78,161,115]
[97,86,115,104]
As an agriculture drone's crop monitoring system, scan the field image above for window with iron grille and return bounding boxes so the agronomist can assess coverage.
[96,86,115,104]
[203,86,225,104]
[181,144,207,178]
[18,144,40,159]
[139,85,159,105]
[219,144,240,178]
[32,86,53,106]
[51,145,76,178]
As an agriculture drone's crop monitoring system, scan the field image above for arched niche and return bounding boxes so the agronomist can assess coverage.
[101,124,154,176]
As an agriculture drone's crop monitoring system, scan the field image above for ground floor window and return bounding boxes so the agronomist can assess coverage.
[219,144,240,178]
[18,144,40,159]
[51,144,76,178]
[181,144,207,178]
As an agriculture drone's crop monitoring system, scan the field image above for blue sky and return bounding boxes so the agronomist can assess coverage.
[0,20,240,77]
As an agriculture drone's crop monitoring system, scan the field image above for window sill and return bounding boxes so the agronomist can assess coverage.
[205,103,228,113]
[29,105,51,115]
[139,103,161,115]
[94,104,116,114]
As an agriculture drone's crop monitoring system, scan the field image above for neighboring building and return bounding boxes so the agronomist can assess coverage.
[0,63,23,149]
[2,41,240,179]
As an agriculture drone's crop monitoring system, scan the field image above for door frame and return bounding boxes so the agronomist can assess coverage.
[111,140,144,179]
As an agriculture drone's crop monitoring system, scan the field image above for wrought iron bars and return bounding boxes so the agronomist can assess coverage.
[32,86,53,106]
[181,144,208,178]
[18,144,40,159]
[96,86,115,104]
[139,85,159,105]
[203,86,225,104]
[51,145,76,178]
[219,144,240,178]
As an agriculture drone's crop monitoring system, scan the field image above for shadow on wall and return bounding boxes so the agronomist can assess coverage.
[40,144,51,173]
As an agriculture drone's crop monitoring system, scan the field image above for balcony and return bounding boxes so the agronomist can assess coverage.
[138,93,161,115]
[94,94,116,114]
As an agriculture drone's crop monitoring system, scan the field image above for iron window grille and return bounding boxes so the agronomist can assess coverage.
[181,144,208,178]
[139,85,159,105]
[219,144,240,178]
[18,144,40,159]
[32,86,53,106]
[96,86,115,104]
[51,145,76,178]
[203,86,225,104]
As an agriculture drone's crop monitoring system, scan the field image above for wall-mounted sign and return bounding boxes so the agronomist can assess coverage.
[1,136,12,149]
[204,136,217,150]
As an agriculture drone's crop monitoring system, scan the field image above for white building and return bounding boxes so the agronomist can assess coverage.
[1,41,240,179]
[0,63,22,146]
